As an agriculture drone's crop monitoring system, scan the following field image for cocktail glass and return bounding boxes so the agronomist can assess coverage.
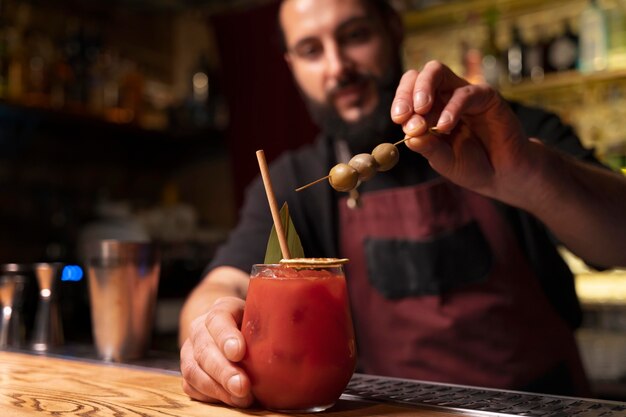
[241,259,356,413]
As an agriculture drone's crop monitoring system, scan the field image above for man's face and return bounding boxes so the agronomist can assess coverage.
[280,0,402,148]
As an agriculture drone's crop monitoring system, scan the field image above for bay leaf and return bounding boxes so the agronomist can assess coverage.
[264,202,305,264]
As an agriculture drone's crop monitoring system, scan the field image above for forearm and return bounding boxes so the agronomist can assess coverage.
[505,141,626,267]
[178,266,249,346]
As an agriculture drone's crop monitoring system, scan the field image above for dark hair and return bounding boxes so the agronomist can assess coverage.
[276,0,397,53]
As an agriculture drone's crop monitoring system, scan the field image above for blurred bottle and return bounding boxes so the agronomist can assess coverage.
[506,24,524,84]
[547,20,579,73]
[481,8,503,87]
[4,2,32,102]
[103,57,140,124]
[190,53,214,128]
[6,24,25,101]
[62,19,95,111]
[462,41,484,84]
[23,30,54,106]
[0,0,9,100]
[523,25,546,82]
[606,1,626,69]
[579,0,608,73]
[169,53,224,130]
[88,49,107,115]
[101,50,122,119]
[118,59,144,123]
[0,0,9,99]
[49,43,72,109]
[82,23,104,113]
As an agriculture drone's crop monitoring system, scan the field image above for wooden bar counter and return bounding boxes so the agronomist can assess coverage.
[0,351,459,416]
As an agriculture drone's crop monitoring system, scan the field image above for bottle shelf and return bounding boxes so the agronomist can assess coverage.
[500,68,626,98]
[0,99,223,141]
[402,0,574,31]
[0,99,226,178]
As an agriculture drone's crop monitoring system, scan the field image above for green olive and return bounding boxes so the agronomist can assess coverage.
[372,143,399,172]
[349,153,378,181]
[328,163,359,192]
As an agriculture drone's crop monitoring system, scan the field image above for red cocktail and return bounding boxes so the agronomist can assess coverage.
[241,260,356,412]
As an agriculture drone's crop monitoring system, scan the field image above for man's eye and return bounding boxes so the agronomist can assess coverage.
[341,27,371,44]
[294,43,322,59]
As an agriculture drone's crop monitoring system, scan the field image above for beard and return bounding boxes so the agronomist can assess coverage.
[300,63,404,154]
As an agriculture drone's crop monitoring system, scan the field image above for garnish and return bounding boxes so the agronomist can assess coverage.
[264,202,305,264]
[295,127,446,193]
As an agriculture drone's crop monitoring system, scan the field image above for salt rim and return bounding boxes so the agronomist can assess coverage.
[279,257,349,267]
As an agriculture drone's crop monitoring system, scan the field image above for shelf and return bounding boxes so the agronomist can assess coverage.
[54,0,269,15]
[0,100,227,175]
[402,0,574,32]
[0,99,224,141]
[500,68,626,98]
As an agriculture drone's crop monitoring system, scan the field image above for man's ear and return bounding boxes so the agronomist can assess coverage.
[284,52,293,70]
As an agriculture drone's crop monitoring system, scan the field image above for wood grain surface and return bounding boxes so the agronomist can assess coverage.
[0,351,463,416]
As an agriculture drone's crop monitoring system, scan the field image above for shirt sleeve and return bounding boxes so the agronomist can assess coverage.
[508,100,610,271]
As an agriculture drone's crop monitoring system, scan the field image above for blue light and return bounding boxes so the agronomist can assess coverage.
[62,265,83,282]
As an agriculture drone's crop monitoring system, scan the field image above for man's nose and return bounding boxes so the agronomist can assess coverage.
[324,43,351,79]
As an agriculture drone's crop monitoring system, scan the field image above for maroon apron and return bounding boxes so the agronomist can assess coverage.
[339,178,589,395]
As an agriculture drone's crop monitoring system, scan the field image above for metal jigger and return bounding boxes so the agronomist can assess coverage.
[0,276,17,348]
[31,263,64,352]
[0,274,27,348]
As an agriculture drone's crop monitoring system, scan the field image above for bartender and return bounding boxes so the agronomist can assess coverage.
[178,0,626,408]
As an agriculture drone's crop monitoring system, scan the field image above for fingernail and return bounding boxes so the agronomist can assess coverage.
[227,374,243,396]
[224,338,240,360]
[405,118,422,133]
[437,110,453,127]
[392,101,410,116]
[414,91,428,109]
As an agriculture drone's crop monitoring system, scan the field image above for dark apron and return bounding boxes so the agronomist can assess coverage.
[339,178,590,396]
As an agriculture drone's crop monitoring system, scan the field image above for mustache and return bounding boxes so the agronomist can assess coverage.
[325,71,374,102]
[296,60,404,153]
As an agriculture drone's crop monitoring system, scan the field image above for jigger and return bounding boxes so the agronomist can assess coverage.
[31,263,64,352]
[0,274,27,348]
[0,276,17,348]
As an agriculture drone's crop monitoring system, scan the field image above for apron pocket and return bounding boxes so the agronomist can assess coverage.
[364,221,492,299]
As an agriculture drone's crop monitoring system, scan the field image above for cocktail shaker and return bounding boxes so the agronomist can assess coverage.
[84,240,160,362]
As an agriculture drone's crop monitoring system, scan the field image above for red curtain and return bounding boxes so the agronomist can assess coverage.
[210,1,318,209]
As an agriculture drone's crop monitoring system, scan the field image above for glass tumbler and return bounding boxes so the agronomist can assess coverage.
[241,259,356,413]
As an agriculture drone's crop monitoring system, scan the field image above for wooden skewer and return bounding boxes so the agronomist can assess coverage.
[394,127,446,146]
[256,150,291,259]
[295,175,330,192]
[429,126,444,135]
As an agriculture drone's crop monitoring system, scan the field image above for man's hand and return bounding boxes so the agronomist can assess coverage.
[390,61,536,202]
[390,60,626,267]
[180,296,253,408]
